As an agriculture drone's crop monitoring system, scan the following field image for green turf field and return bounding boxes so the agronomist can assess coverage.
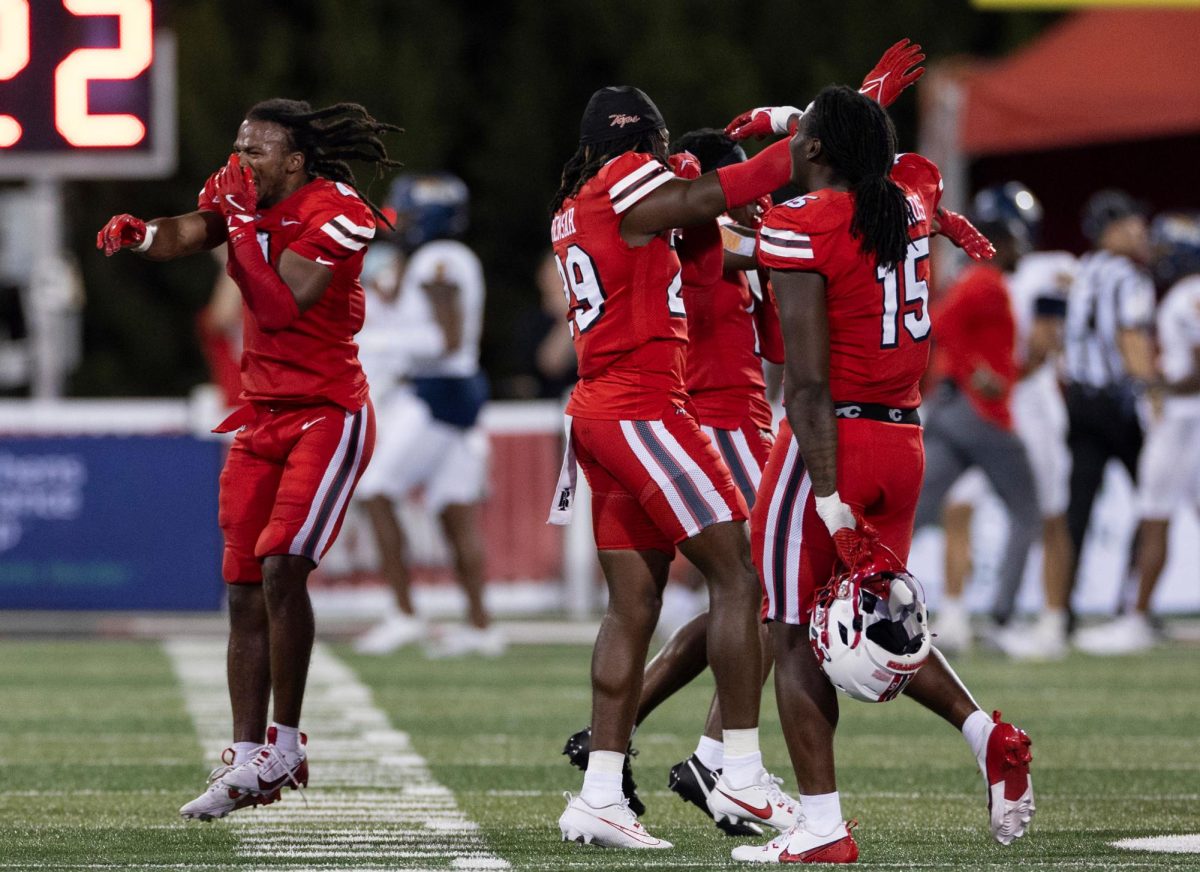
[1,635,1197,870]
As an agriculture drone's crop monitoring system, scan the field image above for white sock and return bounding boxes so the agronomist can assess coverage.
[580,750,624,807]
[694,735,724,772]
[941,595,965,616]
[801,791,843,835]
[270,722,301,754]
[962,709,992,766]
[231,741,260,765]
[721,752,764,789]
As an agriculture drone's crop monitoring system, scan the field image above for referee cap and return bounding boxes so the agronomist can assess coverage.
[1082,189,1147,243]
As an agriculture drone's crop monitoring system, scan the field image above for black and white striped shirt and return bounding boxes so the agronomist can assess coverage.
[1062,250,1155,389]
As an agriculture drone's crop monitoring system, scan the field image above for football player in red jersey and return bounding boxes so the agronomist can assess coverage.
[550,85,801,849]
[98,99,400,821]
[732,87,1033,864]
[560,128,785,838]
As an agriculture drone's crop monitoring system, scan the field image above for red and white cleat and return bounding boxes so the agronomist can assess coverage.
[980,710,1035,845]
[731,819,858,864]
[707,768,799,834]
[220,727,309,797]
[558,792,672,849]
[179,746,282,821]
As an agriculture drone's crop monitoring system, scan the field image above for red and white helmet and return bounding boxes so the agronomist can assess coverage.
[809,565,931,703]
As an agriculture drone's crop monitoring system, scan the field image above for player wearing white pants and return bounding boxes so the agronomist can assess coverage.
[1077,240,1200,655]
[353,173,501,658]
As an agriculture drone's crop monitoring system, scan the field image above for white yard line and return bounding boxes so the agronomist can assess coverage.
[164,638,508,871]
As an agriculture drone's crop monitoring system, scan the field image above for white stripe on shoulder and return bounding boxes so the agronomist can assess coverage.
[761,227,812,244]
[611,168,674,214]
[320,214,376,252]
[608,160,663,198]
[759,239,814,260]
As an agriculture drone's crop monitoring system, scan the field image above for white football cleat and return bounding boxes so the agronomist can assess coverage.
[424,624,506,659]
[220,727,308,797]
[706,769,799,834]
[934,602,972,656]
[1075,613,1157,656]
[558,792,672,849]
[354,611,428,655]
[978,710,1035,845]
[179,746,280,821]
[731,818,858,864]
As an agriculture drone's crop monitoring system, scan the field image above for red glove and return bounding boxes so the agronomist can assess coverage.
[212,154,258,243]
[831,515,881,572]
[936,208,996,261]
[859,38,925,108]
[668,150,702,180]
[197,169,221,212]
[725,106,803,141]
[751,193,773,227]
[96,214,148,256]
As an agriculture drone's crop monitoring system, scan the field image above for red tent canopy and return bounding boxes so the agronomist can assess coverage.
[962,8,1200,156]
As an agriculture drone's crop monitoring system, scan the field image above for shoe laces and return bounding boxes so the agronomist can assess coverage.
[760,771,797,813]
[205,747,238,784]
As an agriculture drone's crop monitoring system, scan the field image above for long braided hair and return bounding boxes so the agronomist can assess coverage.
[550,129,667,215]
[804,85,912,271]
[246,98,402,226]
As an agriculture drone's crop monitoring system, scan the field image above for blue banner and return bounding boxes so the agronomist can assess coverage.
[0,436,224,610]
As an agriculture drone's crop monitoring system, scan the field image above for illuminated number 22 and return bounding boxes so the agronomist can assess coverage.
[0,0,153,149]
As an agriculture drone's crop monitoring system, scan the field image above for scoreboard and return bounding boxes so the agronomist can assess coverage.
[0,0,175,179]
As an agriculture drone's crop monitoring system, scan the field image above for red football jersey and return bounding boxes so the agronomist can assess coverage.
[679,219,777,431]
[932,264,1018,429]
[756,153,943,409]
[203,178,374,411]
[552,151,688,419]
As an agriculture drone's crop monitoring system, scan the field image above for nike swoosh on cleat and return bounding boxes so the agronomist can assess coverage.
[779,838,849,863]
[597,817,662,846]
[716,789,773,819]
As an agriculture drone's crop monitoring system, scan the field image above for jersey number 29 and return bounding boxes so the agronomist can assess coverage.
[877,235,931,348]
[555,244,684,336]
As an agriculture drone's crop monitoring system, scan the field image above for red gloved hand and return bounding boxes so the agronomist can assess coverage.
[859,38,926,107]
[725,106,803,141]
[831,513,881,572]
[668,150,702,180]
[751,193,774,226]
[197,169,221,212]
[96,214,147,257]
[936,208,996,261]
[212,154,258,243]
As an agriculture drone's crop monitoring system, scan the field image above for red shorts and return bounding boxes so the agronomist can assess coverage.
[572,410,748,556]
[699,417,774,510]
[217,401,375,583]
[751,417,923,625]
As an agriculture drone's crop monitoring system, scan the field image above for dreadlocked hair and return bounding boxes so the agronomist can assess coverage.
[246,98,403,227]
[804,85,912,271]
[551,128,668,215]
